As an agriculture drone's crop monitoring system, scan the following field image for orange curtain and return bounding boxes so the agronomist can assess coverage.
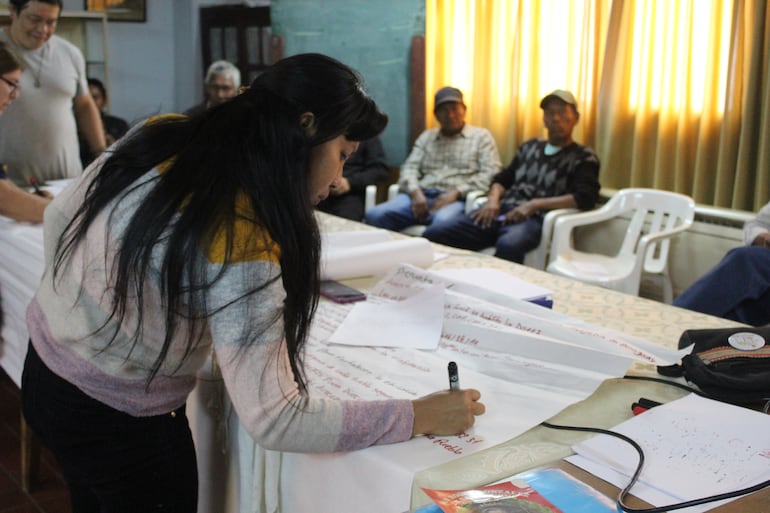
[427,0,770,209]
[426,0,610,163]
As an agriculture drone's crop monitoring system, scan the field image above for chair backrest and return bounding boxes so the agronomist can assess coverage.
[607,188,695,273]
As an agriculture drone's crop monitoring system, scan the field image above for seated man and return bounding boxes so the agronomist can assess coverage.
[423,90,600,263]
[317,136,388,221]
[365,86,500,231]
[673,201,770,326]
[184,60,240,116]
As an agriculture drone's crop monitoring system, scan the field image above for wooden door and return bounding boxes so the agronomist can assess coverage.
[199,5,282,86]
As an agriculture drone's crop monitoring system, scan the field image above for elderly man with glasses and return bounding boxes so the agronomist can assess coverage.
[0,0,105,185]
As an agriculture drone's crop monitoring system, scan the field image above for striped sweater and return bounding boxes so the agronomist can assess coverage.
[27,163,413,452]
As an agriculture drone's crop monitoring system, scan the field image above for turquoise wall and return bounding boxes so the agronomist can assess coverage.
[272,0,426,165]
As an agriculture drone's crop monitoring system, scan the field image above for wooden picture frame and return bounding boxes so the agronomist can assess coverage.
[84,0,146,22]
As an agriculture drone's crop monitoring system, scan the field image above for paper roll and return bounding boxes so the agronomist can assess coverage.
[320,237,434,280]
[320,229,391,249]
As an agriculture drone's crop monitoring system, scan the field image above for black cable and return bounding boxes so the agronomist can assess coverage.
[620,374,706,396]
[541,420,770,513]
[624,373,770,415]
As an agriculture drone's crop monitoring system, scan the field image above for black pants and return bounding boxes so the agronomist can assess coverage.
[21,343,198,513]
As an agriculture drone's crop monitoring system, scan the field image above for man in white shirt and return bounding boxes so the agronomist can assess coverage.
[0,0,105,185]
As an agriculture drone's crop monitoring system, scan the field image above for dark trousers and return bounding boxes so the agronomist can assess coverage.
[424,210,543,264]
[673,246,770,326]
[21,343,198,513]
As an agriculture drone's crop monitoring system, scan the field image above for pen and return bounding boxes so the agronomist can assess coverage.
[28,177,45,197]
[448,361,460,391]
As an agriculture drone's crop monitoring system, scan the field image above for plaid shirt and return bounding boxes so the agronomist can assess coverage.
[398,124,501,197]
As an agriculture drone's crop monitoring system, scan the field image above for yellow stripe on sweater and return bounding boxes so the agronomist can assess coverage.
[207,193,281,265]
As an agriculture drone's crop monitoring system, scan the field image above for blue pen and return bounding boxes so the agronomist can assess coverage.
[448,361,460,391]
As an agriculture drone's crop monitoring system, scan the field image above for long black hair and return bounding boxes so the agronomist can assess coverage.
[54,53,388,389]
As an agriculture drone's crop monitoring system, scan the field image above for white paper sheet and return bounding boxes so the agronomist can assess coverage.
[327,283,445,349]
[372,264,687,365]
[569,394,770,512]
[433,267,553,302]
[565,454,733,513]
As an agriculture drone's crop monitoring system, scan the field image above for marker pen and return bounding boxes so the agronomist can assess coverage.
[28,177,45,197]
[448,361,460,391]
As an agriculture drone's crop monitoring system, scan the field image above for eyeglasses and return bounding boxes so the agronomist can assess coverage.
[20,13,58,29]
[0,76,20,94]
[206,83,235,93]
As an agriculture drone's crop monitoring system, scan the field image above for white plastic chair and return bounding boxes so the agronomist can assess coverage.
[546,188,695,302]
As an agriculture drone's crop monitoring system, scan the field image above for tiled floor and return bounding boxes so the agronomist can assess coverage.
[0,369,71,512]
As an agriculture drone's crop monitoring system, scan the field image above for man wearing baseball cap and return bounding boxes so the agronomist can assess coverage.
[424,89,600,263]
[365,86,501,231]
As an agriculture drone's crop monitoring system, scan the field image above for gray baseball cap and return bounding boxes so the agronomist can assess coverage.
[434,86,464,108]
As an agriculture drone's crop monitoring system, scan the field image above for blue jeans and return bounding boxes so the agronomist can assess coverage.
[424,209,543,264]
[673,246,770,326]
[364,189,465,231]
[21,343,198,513]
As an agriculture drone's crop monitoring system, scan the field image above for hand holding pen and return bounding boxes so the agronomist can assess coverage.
[29,177,44,197]
[410,361,485,437]
[28,177,52,199]
[448,361,460,391]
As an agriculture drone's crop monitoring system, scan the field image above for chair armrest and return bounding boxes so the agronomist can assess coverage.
[638,221,694,248]
[541,208,579,241]
[364,185,377,212]
[549,206,618,261]
[465,191,486,214]
[636,220,694,272]
[387,183,399,201]
[534,208,578,269]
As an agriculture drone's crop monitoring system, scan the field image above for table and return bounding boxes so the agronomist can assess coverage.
[233,214,764,513]
[1,209,764,513]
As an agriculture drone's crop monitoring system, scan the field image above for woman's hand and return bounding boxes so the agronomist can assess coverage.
[411,389,485,436]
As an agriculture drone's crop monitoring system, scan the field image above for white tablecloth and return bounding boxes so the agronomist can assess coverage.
[0,207,743,513]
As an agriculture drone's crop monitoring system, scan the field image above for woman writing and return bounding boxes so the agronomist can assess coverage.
[21,53,484,512]
[0,41,51,223]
